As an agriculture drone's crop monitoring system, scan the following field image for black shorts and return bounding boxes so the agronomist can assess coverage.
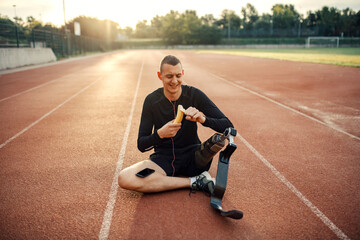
[150,144,212,177]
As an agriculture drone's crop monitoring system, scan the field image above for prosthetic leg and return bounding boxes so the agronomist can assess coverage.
[194,133,225,169]
[195,127,243,220]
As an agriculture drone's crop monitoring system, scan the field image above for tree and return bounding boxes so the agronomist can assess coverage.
[254,13,272,33]
[0,15,20,41]
[303,7,360,36]
[119,26,133,38]
[342,9,360,36]
[216,9,241,29]
[303,11,317,29]
[134,20,150,38]
[182,10,221,44]
[26,16,57,32]
[181,10,202,44]
[271,4,300,28]
[0,15,15,25]
[150,10,221,45]
[150,15,163,38]
[13,16,24,26]
[191,24,222,44]
[315,6,341,36]
[65,16,119,40]
[201,14,216,26]
[160,11,184,44]
[241,3,259,30]
[215,9,241,37]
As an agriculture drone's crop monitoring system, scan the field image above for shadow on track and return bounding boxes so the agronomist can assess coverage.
[124,190,258,239]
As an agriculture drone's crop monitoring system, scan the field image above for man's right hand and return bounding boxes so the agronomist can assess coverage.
[157,120,181,139]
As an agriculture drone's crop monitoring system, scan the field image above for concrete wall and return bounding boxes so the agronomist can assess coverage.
[0,48,56,70]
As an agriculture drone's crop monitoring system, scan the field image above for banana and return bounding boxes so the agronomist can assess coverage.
[174,105,185,123]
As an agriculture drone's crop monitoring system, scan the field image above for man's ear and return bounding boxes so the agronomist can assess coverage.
[182,69,184,75]
[157,71,162,80]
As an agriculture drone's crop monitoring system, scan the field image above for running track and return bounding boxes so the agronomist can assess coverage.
[0,50,359,239]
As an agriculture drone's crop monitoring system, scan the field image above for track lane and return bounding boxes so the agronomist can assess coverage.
[0,52,138,144]
[108,50,358,239]
[99,60,144,240]
[1,50,358,239]
[0,53,121,100]
[0,64,106,144]
[0,51,144,239]
[107,51,165,240]
[184,54,359,239]
[186,51,360,138]
[0,78,101,149]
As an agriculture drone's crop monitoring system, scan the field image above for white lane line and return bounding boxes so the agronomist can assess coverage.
[211,73,360,141]
[0,74,72,103]
[237,133,350,240]
[0,77,101,149]
[98,60,144,240]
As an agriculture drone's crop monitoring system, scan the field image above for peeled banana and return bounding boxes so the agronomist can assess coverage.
[174,105,185,123]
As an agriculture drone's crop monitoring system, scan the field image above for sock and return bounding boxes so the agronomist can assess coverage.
[190,176,196,187]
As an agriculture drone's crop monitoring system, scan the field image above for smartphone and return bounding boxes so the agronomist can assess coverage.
[136,168,155,178]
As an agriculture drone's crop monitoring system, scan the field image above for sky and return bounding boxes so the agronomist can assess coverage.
[1,0,360,28]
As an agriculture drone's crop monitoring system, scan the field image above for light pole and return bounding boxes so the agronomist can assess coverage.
[12,4,20,47]
[63,0,66,29]
[228,15,231,39]
[12,5,17,24]
[63,0,71,56]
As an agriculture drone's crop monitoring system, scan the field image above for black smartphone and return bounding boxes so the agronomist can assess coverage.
[136,168,155,178]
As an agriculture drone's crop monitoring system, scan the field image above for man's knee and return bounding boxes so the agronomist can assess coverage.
[117,170,127,189]
[118,170,139,190]
[118,160,165,191]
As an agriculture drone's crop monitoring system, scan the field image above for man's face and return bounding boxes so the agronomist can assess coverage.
[157,63,184,97]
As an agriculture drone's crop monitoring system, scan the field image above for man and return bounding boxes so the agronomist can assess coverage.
[118,55,233,195]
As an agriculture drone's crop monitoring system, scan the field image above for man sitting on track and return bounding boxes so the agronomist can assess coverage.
[118,55,233,195]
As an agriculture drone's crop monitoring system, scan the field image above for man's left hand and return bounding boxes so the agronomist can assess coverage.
[184,107,206,124]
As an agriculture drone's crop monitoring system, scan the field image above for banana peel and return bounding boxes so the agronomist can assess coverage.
[174,105,185,123]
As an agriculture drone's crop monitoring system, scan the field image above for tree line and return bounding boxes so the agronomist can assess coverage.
[128,4,360,42]
[1,3,359,45]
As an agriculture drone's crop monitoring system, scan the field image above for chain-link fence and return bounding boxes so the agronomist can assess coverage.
[220,26,322,38]
[2,23,359,55]
[0,23,123,59]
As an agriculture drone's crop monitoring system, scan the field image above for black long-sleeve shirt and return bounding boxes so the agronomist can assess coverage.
[137,85,233,154]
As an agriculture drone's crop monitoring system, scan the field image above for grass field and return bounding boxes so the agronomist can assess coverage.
[198,48,360,67]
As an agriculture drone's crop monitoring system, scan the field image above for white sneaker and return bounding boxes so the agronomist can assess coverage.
[190,171,215,196]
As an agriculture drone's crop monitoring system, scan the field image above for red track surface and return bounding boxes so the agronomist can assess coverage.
[0,50,359,239]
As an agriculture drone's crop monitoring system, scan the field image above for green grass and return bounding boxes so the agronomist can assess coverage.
[198,48,360,67]
[220,37,306,45]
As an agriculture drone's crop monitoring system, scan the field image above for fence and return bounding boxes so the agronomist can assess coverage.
[0,23,123,59]
[220,26,323,38]
[2,23,359,55]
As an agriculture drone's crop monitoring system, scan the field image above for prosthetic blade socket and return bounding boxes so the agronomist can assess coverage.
[194,133,225,168]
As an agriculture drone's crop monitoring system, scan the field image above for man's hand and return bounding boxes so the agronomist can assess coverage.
[184,107,206,124]
[157,120,181,139]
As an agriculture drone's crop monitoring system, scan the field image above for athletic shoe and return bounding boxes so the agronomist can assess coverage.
[190,171,215,196]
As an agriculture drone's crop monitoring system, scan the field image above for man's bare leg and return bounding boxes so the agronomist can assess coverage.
[118,160,190,193]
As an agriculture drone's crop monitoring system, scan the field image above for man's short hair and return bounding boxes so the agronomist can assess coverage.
[160,55,182,73]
